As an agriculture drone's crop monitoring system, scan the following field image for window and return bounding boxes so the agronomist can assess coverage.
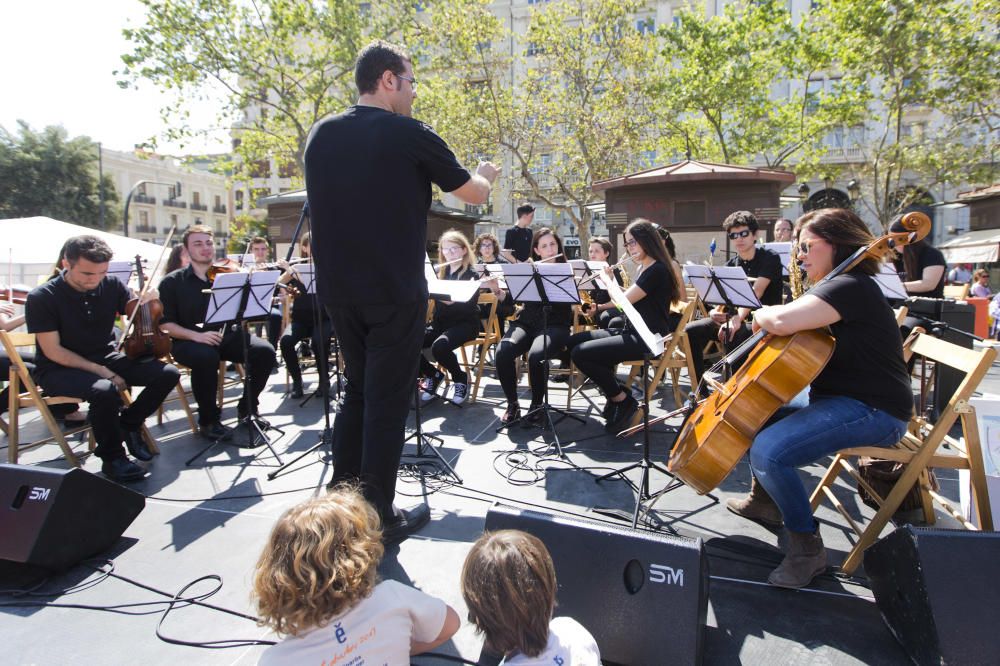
[192,191,201,205]
[526,42,544,57]
[170,214,178,225]
[138,210,149,228]
[636,18,655,35]
[235,191,244,211]
[534,206,552,222]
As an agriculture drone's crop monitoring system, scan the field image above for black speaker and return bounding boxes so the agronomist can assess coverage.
[864,525,1000,665]
[485,503,708,666]
[0,464,145,571]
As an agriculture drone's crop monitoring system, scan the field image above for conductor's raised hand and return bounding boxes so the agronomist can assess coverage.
[476,161,501,184]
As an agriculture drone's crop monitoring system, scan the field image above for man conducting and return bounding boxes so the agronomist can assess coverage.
[304,39,499,543]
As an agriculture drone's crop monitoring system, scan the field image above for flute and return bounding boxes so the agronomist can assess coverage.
[577,255,632,288]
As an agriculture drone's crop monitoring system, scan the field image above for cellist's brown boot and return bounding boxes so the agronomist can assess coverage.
[726,476,783,528]
[767,529,827,589]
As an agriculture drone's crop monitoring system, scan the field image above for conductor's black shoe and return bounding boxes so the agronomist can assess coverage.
[606,395,639,433]
[101,456,146,483]
[382,504,431,545]
[290,380,304,399]
[199,420,232,441]
[123,429,154,461]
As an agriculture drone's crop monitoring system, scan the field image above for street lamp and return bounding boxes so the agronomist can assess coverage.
[846,179,861,202]
[123,180,182,238]
[797,182,811,203]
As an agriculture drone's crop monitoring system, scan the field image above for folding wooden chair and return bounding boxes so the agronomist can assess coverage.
[809,332,996,573]
[457,292,502,404]
[1,330,93,466]
[155,354,199,434]
[943,283,970,300]
[622,299,699,408]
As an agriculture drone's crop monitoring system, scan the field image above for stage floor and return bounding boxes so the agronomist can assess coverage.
[4,359,992,665]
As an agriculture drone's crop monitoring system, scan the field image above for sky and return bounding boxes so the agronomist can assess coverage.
[1,0,229,155]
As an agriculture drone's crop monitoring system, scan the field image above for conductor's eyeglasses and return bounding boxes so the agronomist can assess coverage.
[727,230,752,240]
[396,73,418,89]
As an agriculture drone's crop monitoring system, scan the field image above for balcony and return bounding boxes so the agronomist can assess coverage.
[213,204,227,214]
[133,194,156,205]
[134,224,154,234]
[191,202,208,211]
[164,199,187,209]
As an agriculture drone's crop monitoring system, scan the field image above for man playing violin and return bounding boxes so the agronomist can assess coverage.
[247,236,286,346]
[25,236,180,483]
[159,225,277,443]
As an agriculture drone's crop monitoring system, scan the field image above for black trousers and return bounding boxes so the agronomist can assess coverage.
[684,316,752,380]
[171,330,276,425]
[496,322,571,406]
[327,301,426,523]
[34,353,180,461]
[280,319,333,386]
[568,328,647,398]
[419,320,479,384]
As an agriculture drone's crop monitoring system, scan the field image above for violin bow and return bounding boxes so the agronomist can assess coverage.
[117,224,176,352]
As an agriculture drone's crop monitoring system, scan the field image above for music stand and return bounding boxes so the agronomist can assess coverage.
[107,261,135,288]
[496,261,584,458]
[186,269,285,466]
[874,264,908,301]
[685,264,760,389]
[763,242,792,277]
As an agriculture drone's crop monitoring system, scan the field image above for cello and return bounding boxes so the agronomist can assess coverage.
[666,212,931,495]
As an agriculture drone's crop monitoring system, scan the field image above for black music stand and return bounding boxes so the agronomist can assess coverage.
[685,264,760,390]
[186,269,285,466]
[496,261,584,458]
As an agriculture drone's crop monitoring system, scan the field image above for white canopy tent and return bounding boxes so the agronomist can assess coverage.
[939,228,1000,264]
[0,216,169,288]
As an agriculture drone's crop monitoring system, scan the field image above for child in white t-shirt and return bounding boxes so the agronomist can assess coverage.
[461,530,600,665]
[253,487,459,665]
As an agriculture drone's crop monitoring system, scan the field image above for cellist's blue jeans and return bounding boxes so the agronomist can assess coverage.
[750,396,909,533]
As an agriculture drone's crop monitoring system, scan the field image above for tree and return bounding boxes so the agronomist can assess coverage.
[418,0,661,244]
[816,0,1000,228]
[654,0,863,169]
[118,0,423,182]
[226,213,269,254]
[0,121,120,228]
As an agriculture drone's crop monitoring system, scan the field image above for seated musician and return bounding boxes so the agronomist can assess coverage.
[419,230,480,405]
[684,211,783,386]
[24,236,180,483]
[896,231,947,338]
[278,232,333,399]
[493,228,572,426]
[474,232,515,334]
[249,236,286,345]
[159,225,277,442]
[567,220,682,432]
[580,237,627,330]
[728,208,912,589]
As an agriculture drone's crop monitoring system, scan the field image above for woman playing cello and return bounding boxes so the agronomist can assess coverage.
[729,208,913,589]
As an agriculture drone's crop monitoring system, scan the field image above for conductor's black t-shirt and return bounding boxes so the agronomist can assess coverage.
[633,261,677,336]
[727,247,783,306]
[25,273,129,373]
[809,270,913,422]
[304,105,470,306]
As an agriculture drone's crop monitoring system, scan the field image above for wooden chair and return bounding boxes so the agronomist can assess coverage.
[944,283,970,300]
[893,305,909,326]
[622,300,699,408]
[809,332,996,573]
[1,330,93,466]
[156,354,200,434]
[457,292,502,404]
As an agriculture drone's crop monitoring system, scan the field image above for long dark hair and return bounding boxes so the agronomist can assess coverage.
[530,227,566,263]
[626,218,681,304]
[797,208,879,276]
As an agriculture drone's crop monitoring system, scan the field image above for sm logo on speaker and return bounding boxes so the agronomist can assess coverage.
[649,563,684,586]
[28,486,51,502]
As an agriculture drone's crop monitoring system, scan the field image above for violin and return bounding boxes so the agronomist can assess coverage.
[206,257,244,283]
[123,253,172,360]
[664,212,932,495]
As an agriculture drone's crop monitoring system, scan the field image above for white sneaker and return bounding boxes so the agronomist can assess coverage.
[452,382,468,405]
[419,375,438,402]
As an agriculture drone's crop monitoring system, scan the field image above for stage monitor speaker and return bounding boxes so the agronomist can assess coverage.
[485,503,708,666]
[864,525,1000,666]
[0,464,145,571]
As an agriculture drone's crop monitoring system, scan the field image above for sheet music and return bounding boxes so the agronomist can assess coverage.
[203,269,281,324]
[685,265,762,309]
[763,242,792,277]
[604,278,664,356]
[295,263,316,295]
[473,263,508,289]
[873,263,908,300]
[501,262,579,304]
[570,259,610,290]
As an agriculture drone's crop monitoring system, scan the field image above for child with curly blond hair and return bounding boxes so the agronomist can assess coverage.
[253,487,459,664]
